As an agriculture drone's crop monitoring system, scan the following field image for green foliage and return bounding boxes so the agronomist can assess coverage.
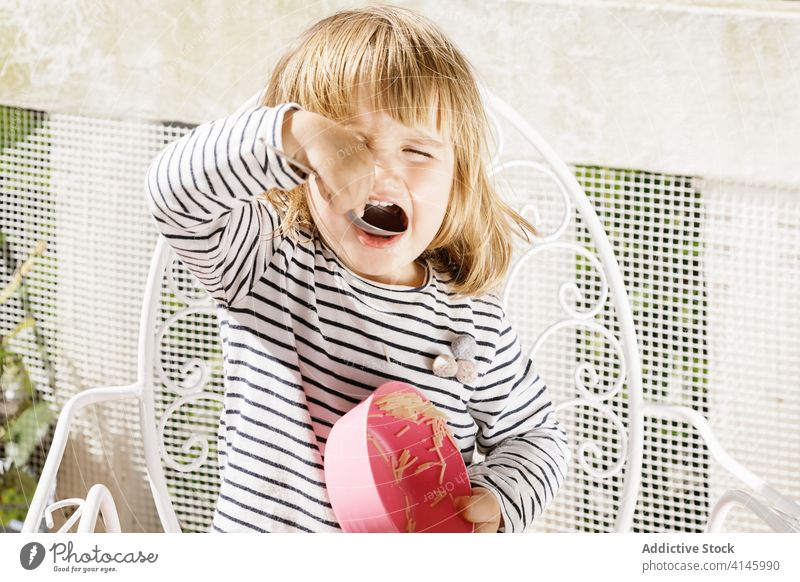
[0,226,58,530]
[6,401,55,468]
[1,352,34,399]
[0,107,44,152]
[0,465,38,526]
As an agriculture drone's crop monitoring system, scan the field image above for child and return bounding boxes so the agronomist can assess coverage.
[144,5,569,533]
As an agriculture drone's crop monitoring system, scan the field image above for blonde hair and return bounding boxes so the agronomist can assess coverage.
[258,4,538,298]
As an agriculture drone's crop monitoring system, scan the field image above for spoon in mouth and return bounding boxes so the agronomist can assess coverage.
[309,174,407,237]
[265,144,406,237]
[346,208,407,237]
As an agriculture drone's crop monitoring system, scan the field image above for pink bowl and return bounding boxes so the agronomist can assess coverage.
[324,381,474,533]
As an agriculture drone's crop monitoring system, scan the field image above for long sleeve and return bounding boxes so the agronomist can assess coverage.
[144,97,308,308]
[466,309,571,532]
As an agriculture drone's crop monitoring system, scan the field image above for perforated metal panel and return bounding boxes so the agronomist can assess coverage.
[1,106,193,531]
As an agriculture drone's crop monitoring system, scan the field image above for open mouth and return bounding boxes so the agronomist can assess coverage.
[362,202,408,235]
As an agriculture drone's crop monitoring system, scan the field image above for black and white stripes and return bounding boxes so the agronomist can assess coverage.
[466,310,571,531]
[146,101,306,308]
[144,98,570,533]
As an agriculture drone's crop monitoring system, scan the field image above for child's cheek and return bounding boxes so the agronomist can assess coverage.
[407,164,451,198]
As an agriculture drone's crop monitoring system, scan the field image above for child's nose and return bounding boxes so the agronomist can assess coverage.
[372,159,405,191]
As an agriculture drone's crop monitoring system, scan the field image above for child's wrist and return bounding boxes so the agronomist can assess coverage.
[281,108,314,171]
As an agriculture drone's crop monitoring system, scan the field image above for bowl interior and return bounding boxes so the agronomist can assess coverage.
[365,382,474,533]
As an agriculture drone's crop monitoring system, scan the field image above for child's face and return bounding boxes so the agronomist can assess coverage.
[308,92,455,287]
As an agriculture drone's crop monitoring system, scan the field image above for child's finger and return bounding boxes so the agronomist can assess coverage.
[473,521,500,533]
[453,496,500,532]
[348,164,375,217]
[322,165,374,217]
[454,493,494,524]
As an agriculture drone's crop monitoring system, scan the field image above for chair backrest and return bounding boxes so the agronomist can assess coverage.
[479,88,644,532]
[135,87,645,533]
[479,93,800,534]
[136,235,225,532]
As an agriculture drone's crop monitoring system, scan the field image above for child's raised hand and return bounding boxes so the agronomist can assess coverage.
[453,487,504,533]
[282,109,375,217]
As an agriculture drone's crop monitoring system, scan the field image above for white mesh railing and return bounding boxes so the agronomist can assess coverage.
[1,103,797,532]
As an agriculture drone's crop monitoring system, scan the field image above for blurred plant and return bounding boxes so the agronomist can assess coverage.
[0,231,57,530]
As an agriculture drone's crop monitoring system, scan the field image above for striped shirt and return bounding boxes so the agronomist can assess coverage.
[144,96,570,533]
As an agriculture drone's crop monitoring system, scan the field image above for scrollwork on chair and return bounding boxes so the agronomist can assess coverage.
[157,391,224,473]
[485,84,641,531]
[530,319,626,403]
[554,398,628,481]
[492,156,628,485]
[165,254,214,305]
[528,318,628,482]
[489,159,573,245]
[154,252,224,474]
[503,241,610,320]
[706,489,799,533]
[155,307,216,398]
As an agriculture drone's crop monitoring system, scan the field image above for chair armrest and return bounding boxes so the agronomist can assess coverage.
[642,401,800,522]
[706,489,798,533]
[77,484,122,533]
[40,484,122,533]
[21,383,142,533]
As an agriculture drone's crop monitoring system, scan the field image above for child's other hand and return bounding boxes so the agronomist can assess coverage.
[282,109,374,216]
[453,487,504,533]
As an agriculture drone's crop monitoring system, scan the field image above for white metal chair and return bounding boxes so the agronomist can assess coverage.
[22,88,800,533]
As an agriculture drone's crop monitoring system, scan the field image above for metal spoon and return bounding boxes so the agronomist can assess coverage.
[310,174,406,237]
[346,208,407,236]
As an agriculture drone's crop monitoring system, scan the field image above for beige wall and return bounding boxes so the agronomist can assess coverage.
[2,0,799,185]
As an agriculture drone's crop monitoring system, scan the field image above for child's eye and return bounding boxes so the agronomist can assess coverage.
[405,148,433,159]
